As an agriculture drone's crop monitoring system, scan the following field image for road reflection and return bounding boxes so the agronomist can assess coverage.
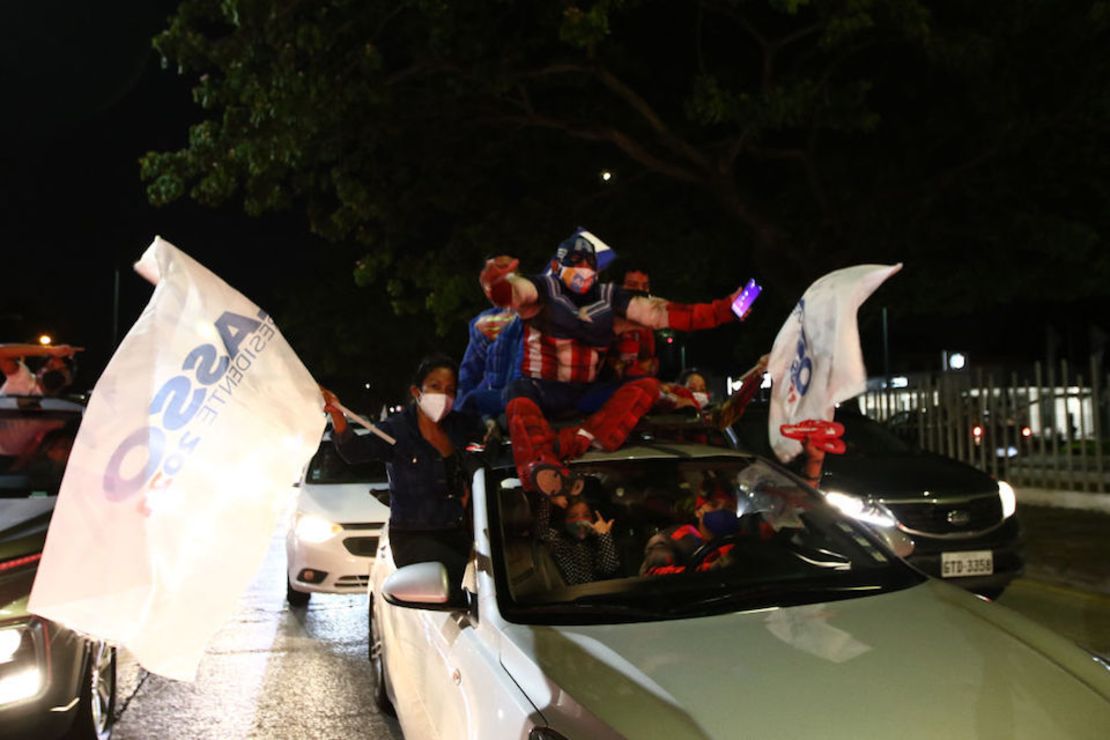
[112,533,402,739]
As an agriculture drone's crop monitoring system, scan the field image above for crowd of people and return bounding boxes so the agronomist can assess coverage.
[0,344,83,490]
[323,228,761,598]
[3,228,767,594]
[0,343,81,397]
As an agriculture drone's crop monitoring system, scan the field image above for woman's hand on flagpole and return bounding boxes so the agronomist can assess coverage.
[319,386,348,434]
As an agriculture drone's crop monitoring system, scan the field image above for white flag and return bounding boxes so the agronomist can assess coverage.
[29,237,325,680]
[767,264,902,463]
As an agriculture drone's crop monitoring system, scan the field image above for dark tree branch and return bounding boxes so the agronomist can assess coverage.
[720,127,754,175]
[774,24,823,52]
[517,62,714,175]
[492,113,704,184]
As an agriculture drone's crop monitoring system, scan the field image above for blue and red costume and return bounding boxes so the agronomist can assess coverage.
[456,307,523,417]
[480,229,749,493]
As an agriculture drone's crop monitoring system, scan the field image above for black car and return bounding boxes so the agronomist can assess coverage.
[1,396,116,739]
[728,403,1023,597]
[886,407,1032,461]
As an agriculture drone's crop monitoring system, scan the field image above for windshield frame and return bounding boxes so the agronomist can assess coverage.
[484,451,924,626]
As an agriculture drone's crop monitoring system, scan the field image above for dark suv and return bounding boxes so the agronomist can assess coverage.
[728,403,1023,597]
[1,395,116,739]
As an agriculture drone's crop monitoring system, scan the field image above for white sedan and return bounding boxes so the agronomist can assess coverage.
[286,430,390,605]
[369,439,1110,739]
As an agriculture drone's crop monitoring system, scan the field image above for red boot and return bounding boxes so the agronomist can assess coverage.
[555,425,594,461]
[581,378,661,451]
[506,397,567,494]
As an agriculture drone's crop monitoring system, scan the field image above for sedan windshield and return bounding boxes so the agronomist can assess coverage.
[490,454,923,623]
[306,439,386,484]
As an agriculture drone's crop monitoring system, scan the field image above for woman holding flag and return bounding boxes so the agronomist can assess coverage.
[321,354,487,604]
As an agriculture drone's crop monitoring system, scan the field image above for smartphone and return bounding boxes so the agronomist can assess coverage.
[731,278,762,319]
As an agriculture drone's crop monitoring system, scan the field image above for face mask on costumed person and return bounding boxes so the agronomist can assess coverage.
[560,265,596,294]
[418,392,453,422]
[692,391,710,408]
[702,508,739,538]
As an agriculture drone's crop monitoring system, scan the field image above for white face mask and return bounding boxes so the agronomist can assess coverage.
[692,391,710,408]
[418,392,453,422]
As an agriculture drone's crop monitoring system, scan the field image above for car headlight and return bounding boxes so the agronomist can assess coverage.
[0,629,22,664]
[294,513,342,543]
[997,480,1017,519]
[0,622,45,705]
[823,491,897,528]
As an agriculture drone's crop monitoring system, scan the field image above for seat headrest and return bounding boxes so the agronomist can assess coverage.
[499,489,533,534]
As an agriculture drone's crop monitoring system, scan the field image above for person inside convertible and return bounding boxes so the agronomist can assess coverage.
[535,492,620,585]
[639,476,740,576]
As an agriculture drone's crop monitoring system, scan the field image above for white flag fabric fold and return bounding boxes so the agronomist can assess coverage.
[767,264,902,464]
[29,236,325,680]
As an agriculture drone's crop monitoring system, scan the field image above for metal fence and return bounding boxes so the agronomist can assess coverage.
[857,357,1108,493]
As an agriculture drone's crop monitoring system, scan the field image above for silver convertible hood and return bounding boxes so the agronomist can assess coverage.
[499,581,1110,739]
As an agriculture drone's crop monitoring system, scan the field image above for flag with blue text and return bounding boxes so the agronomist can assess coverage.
[29,237,324,680]
[767,264,902,464]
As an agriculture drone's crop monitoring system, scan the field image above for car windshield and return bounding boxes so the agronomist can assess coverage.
[0,406,81,498]
[306,439,386,484]
[489,453,923,624]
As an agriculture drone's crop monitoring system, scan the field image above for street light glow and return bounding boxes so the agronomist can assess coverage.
[599,169,613,182]
[38,334,52,346]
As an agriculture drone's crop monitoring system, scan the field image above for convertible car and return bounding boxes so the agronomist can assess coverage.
[368,431,1110,739]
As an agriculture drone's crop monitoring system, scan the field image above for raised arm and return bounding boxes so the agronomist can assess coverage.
[592,522,620,578]
[0,344,83,359]
[321,388,397,464]
[479,257,539,311]
[621,290,744,332]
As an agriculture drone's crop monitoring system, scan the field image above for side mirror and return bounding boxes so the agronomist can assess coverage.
[382,562,457,611]
[370,487,391,506]
[876,527,915,559]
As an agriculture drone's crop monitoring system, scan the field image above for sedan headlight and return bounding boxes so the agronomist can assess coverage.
[294,513,342,543]
[823,491,897,528]
[997,480,1017,519]
[0,629,22,664]
[0,622,45,705]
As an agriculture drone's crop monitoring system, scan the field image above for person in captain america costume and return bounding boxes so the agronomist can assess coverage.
[479,228,754,496]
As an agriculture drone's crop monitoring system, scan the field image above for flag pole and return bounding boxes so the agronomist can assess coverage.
[336,402,397,445]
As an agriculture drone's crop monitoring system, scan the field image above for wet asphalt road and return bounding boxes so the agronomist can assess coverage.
[112,532,401,740]
[108,503,1110,738]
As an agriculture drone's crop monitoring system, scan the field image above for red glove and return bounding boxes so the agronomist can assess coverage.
[780,420,846,454]
[479,256,520,306]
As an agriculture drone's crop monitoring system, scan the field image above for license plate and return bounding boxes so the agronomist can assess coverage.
[941,550,993,578]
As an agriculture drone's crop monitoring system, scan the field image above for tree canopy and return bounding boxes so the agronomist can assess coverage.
[141,0,1110,380]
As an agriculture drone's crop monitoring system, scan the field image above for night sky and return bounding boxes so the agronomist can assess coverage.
[2,2,1107,397]
[1,2,330,384]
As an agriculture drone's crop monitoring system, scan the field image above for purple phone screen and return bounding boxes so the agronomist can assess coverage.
[731,279,762,318]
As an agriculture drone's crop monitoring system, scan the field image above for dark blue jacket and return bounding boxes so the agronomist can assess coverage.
[457,308,523,412]
[334,405,482,531]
